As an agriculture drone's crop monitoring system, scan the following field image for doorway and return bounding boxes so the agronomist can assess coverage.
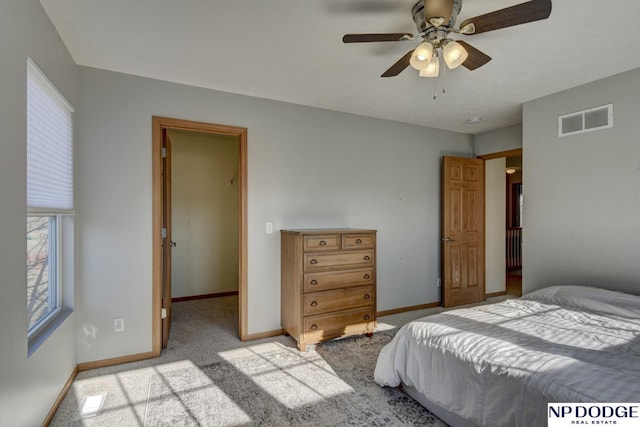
[152,116,248,357]
[478,148,523,298]
[505,155,523,297]
[169,129,240,300]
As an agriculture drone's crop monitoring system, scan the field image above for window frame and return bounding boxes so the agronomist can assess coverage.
[26,215,63,338]
[25,57,75,356]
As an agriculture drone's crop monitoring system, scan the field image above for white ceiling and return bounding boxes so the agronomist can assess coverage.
[40,0,640,134]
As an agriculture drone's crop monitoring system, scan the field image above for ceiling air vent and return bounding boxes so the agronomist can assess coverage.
[559,104,613,137]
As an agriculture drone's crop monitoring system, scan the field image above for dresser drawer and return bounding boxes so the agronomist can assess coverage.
[303,285,374,316]
[342,233,374,249]
[304,268,374,293]
[303,235,340,252]
[304,306,375,334]
[304,249,374,271]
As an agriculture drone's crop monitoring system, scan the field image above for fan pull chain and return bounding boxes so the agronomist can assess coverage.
[441,62,447,95]
[433,76,438,100]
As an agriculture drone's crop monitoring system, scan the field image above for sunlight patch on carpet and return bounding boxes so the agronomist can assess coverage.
[75,393,106,419]
[144,359,251,426]
[217,342,355,409]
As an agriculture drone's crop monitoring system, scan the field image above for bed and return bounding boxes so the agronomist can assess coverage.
[374,285,640,427]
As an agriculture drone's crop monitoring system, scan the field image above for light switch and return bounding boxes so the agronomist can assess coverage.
[266,222,273,234]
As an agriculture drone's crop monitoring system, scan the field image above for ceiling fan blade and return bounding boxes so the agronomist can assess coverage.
[381,50,414,77]
[343,33,413,43]
[459,0,552,35]
[457,41,492,70]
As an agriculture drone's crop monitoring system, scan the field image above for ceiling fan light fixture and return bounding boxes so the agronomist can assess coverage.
[443,40,468,69]
[419,54,440,77]
[409,41,434,70]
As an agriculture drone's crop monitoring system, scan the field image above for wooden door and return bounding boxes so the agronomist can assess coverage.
[442,156,485,307]
[162,132,173,348]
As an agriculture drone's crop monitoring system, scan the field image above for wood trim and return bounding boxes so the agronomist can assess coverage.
[477,148,522,160]
[485,291,508,298]
[152,116,248,354]
[42,365,79,427]
[377,301,440,317]
[152,118,163,357]
[77,351,155,372]
[238,128,248,342]
[172,290,238,303]
[244,329,284,341]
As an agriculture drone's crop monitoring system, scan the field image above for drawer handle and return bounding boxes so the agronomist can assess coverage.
[363,274,370,279]
[310,279,318,285]
[355,238,362,244]
[319,240,326,246]
[363,256,370,261]
[364,294,370,300]
[310,259,318,265]
[310,324,318,330]
[364,315,370,321]
[310,301,318,307]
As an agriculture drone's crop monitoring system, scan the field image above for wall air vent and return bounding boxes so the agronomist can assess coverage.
[559,104,613,137]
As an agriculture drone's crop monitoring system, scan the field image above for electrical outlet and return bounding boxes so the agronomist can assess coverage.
[114,317,124,332]
[436,278,441,287]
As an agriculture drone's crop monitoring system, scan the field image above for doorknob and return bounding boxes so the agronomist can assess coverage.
[170,241,177,247]
[442,237,455,242]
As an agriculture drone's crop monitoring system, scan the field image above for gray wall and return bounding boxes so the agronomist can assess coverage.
[76,66,473,363]
[0,1,78,425]
[523,68,640,294]
[474,123,522,156]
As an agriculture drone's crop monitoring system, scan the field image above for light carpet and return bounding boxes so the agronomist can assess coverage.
[143,335,444,426]
[51,295,507,426]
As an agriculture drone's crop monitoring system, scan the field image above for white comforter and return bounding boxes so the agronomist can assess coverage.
[374,286,640,427]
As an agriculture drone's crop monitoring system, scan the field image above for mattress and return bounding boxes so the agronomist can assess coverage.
[374,286,640,427]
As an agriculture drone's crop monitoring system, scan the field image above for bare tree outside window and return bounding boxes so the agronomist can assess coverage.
[26,216,53,329]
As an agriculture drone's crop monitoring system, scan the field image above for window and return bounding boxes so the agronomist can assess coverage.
[26,216,58,330]
[26,57,74,343]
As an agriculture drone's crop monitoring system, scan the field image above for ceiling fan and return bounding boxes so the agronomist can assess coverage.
[343,0,552,78]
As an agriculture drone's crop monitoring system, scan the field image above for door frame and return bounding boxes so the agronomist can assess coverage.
[151,116,248,357]
[476,148,522,161]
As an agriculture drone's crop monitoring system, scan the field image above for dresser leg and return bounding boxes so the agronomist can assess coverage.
[297,342,307,352]
[365,332,373,338]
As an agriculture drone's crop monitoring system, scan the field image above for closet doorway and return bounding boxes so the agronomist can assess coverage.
[152,117,248,356]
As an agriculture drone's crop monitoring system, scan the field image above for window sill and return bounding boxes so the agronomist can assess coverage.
[28,309,73,358]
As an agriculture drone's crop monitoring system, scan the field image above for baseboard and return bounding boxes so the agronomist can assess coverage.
[242,328,284,341]
[485,291,507,298]
[172,290,238,303]
[77,351,156,372]
[42,365,79,427]
[377,301,440,317]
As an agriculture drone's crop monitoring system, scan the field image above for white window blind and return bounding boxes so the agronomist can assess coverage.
[27,58,74,213]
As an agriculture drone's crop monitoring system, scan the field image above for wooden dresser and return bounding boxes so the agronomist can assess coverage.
[281,228,377,351]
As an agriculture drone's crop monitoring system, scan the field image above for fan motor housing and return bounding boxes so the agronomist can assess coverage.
[412,0,462,35]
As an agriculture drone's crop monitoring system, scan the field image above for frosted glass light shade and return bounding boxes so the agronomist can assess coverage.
[443,41,468,69]
[419,55,439,77]
[410,42,434,70]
